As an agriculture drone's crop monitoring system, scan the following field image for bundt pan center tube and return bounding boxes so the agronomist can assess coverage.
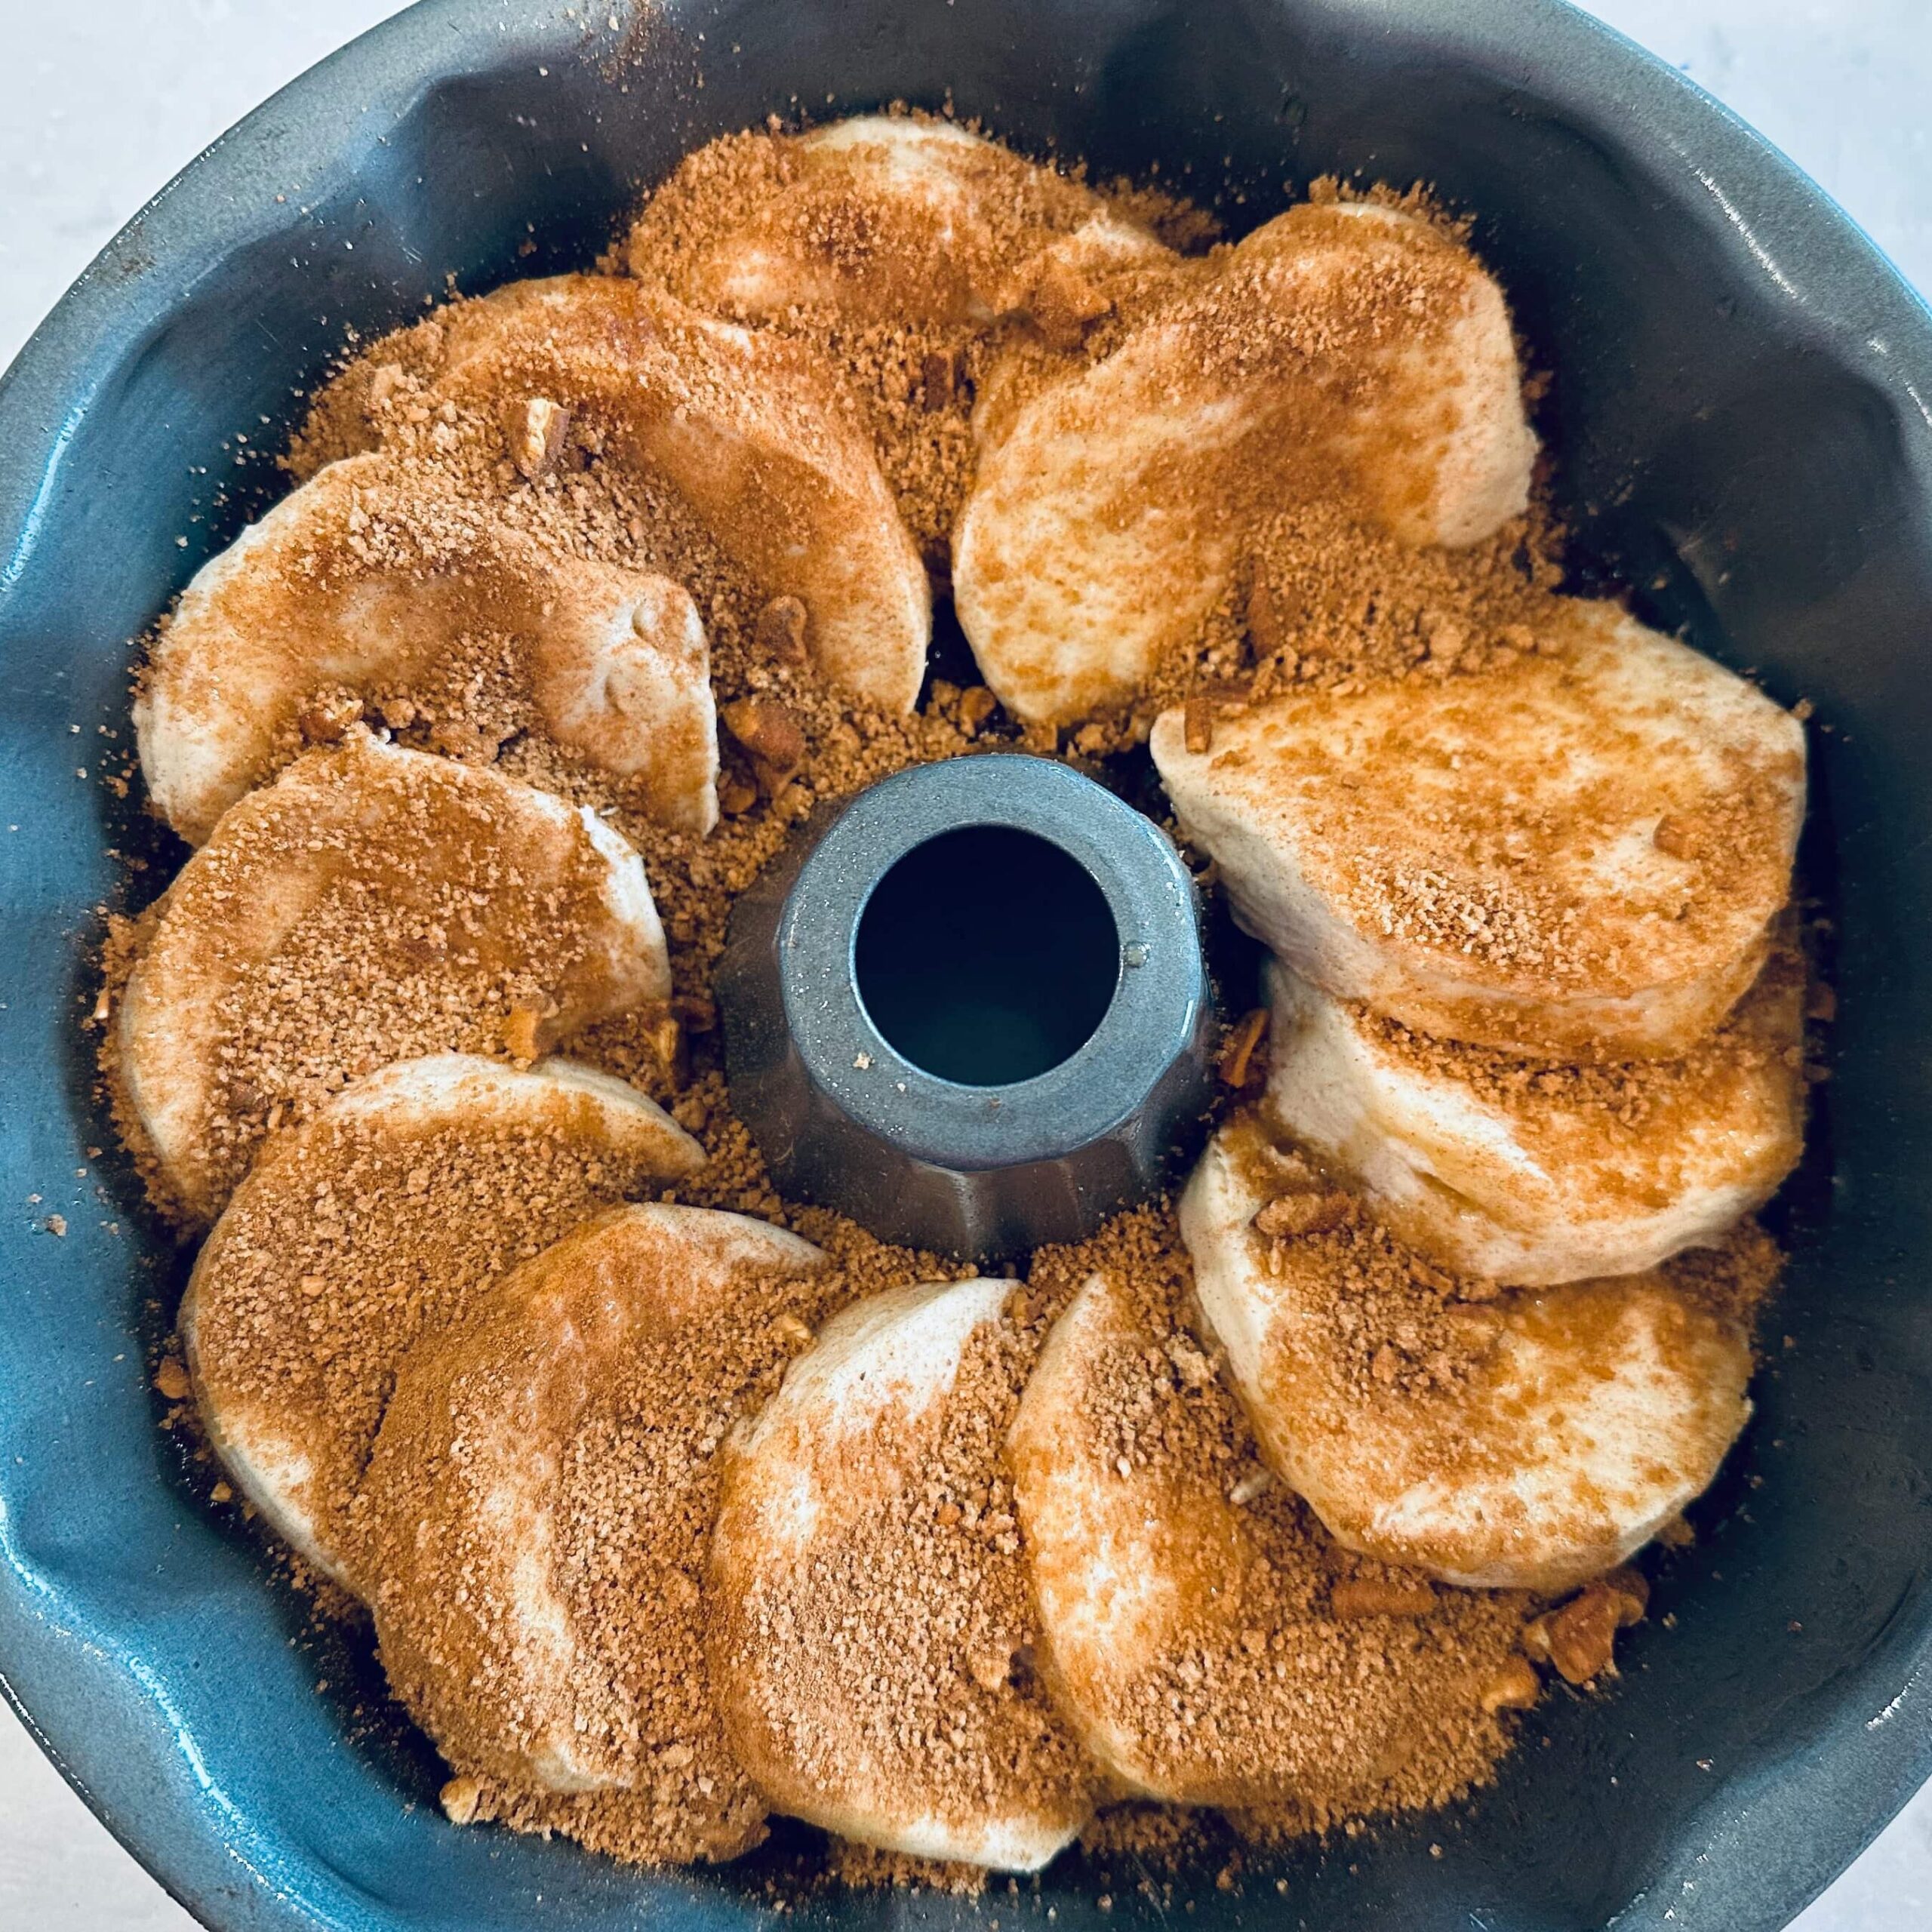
[718,754,1215,1257]
[2,2,1931,1930]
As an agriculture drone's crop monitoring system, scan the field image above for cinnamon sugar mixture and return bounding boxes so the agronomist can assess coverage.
[1226,1124,1781,1404]
[1023,1215,1536,1833]
[361,1212,942,1867]
[186,1092,692,1589]
[1358,934,1804,1119]
[111,736,657,1223]
[710,1308,1098,1857]
[96,109,1795,1894]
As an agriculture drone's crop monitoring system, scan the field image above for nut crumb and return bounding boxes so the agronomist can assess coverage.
[1219,1008,1268,1088]
[507,397,571,478]
[1330,1578,1438,1620]
[440,1775,483,1826]
[753,594,811,665]
[1254,1189,1352,1239]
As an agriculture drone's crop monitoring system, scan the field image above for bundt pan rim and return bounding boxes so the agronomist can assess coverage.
[1,2,1929,1929]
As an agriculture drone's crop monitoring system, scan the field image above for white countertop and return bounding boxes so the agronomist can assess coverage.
[2,2,1928,1925]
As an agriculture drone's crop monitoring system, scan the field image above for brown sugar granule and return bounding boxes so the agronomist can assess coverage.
[1081,1798,1213,1867]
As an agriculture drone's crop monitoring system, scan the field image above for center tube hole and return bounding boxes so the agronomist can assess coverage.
[854,826,1120,1088]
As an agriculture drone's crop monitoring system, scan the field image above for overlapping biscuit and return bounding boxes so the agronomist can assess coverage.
[118,732,669,1221]
[1180,1119,1764,1590]
[1154,600,1806,1060]
[955,202,1536,726]
[137,452,718,846]
[1261,949,1805,1285]
[183,1054,700,1589]
[1011,1272,1534,1808]
[709,1278,1097,1869]
[361,1204,826,1863]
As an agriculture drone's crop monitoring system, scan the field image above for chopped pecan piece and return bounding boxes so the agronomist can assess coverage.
[1219,1007,1269,1088]
[920,345,969,411]
[365,362,406,414]
[507,396,571,479]
[671,991,718,1034]
[1423,611,1468,664]
[1164,1334,1219,1389]
[297,691,364,745]
[1246,573,1302,655]
[1480,1657,1542,1714]
[1598,1565,1651,1626]
[1542,1592,1620,1684]
[1026,258,1112,350]
[1183,694,1216,755]
[1226,1466,1275,1507]
[1331,1577,1438,1620]
[651,1013,688,1089]
[502,1004,543,1063]
[721,697,807,798]
[1254,1188,1352,1239]
[1652,813,1697,860]
[754,594,811,666]
[1530,1570,1650,1686]
[440,1777,483,1826]
[967,1641,1014,1693]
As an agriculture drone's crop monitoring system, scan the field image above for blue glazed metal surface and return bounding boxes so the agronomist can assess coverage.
[1,2,1930,1929]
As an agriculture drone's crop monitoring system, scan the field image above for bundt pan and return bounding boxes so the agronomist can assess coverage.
[0,1,1927,1927]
